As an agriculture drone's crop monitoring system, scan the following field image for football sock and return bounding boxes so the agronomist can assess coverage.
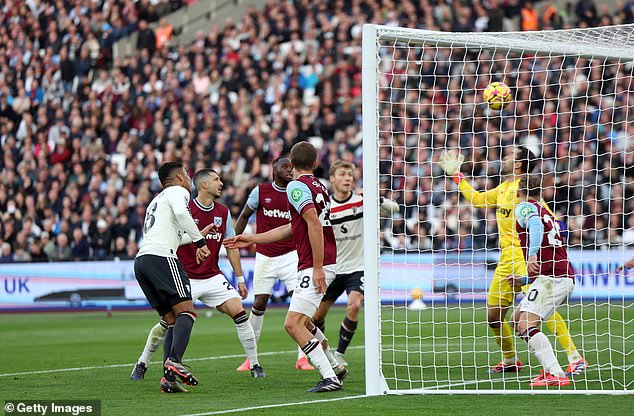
[168,312,196,363]
[312,326,340,369]
[234,311,259,366]
[545,311,582,363]
[491,321,517,364]
[521,326,566,378]
[163,325,174,364]
[302,338,336,379]
[249,307,265,342]
[337,317,357,354]
[313,318,325,334]
[139,320,168,365]
[297,346,308,360]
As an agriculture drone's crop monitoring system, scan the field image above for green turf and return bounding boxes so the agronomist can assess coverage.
[1,305,632,415]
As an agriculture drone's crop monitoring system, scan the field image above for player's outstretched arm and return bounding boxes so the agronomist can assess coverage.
[179,223,220,246]
[302,207,326,294]
[224,224,292,248]
[617,257,634,272]
[437,149,498,208]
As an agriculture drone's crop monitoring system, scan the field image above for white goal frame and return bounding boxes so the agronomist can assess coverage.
[362,23,634,396]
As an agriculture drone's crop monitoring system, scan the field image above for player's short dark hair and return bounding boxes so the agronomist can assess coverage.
[272,156,290,169]
[158,161,183,186]
[329,160,354,177]
[518,174,541,198]
[290,141,317,171]
[193,168,217,190]
[516,146,536,174]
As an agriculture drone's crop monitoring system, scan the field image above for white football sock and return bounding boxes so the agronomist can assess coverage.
[249,307,265,342]
[527,330,566,377]
[312,326,341,369]
[235,319,259,366]
[138,321,167,365]
[567,350,583,364]
[297,346,307,360]
[303,338,336,379]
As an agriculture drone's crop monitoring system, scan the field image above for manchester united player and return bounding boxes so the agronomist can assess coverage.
[226,142,347,393]
[506,175,576,387]
[234,157,315,372]
[133,161,210,393]
[312,160,399,366]
[131,168,265,382]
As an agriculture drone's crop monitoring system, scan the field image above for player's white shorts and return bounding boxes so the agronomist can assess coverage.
[253,251,299,295]
[518,276,574,320]
[288,265,337,317]
[190,274,240,309]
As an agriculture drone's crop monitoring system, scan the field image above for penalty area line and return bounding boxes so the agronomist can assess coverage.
[179,395,368,416]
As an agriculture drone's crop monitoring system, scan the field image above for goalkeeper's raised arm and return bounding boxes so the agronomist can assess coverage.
[438,149,499,208]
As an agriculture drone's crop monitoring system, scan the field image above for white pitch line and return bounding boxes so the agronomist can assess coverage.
[1,346,365,378]
[179,395,368,416]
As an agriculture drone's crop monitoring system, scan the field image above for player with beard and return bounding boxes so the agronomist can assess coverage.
[131,169,265,385]
[438,146,586,375]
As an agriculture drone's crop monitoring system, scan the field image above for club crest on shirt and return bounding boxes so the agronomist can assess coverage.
[214,216,223,227]
[194,219,199,225]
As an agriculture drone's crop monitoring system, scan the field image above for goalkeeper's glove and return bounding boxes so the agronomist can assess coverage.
[379,197,399,215]
[438,149,465,176]
[438,149,466,185]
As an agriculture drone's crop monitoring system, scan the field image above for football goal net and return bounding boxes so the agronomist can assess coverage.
[362,23,634,395]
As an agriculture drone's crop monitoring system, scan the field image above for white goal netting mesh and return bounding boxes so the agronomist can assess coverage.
[369,24,634,393]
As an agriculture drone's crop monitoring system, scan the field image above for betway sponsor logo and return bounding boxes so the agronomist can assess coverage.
[205,233,222,241]
[263,208,291,219]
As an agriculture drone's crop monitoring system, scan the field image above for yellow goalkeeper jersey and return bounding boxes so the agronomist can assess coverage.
[458,178,522,251]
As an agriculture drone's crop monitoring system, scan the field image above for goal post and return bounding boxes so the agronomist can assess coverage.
[362,23,634,395]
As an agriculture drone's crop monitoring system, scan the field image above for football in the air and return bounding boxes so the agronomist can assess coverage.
[483,82,512,110]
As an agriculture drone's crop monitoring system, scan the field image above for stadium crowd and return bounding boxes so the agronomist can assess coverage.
[1,0,634,262]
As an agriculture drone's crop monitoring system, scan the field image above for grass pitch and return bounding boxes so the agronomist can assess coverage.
[2,305,632,415]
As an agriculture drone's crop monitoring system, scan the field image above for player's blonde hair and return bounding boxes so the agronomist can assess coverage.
[329,160,354,177]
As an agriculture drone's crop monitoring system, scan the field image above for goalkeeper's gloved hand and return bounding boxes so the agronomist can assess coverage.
[379,197,400,215]
[437,149,465,176]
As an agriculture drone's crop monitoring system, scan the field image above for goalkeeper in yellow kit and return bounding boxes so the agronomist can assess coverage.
[438,146,587,375]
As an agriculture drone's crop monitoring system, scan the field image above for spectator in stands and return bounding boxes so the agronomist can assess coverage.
[155,17,173,50]
[0,0,631,263]
[71,228,91,260]
[136,19,156,54]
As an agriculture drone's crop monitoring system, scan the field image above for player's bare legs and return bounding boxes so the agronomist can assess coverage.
[313,291,362,367]
[511,308,569,386]
[217,298,266,377]
[285,311,342,391]
[237,292,314,371]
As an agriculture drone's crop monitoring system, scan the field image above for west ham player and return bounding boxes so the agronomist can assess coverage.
[506,175,576,387]
[133,161,210,393]
[439,146,585,375]
[234,157,315,372]
[312,160,398,366]
[226,142,347,393]
[131,168,265,383]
